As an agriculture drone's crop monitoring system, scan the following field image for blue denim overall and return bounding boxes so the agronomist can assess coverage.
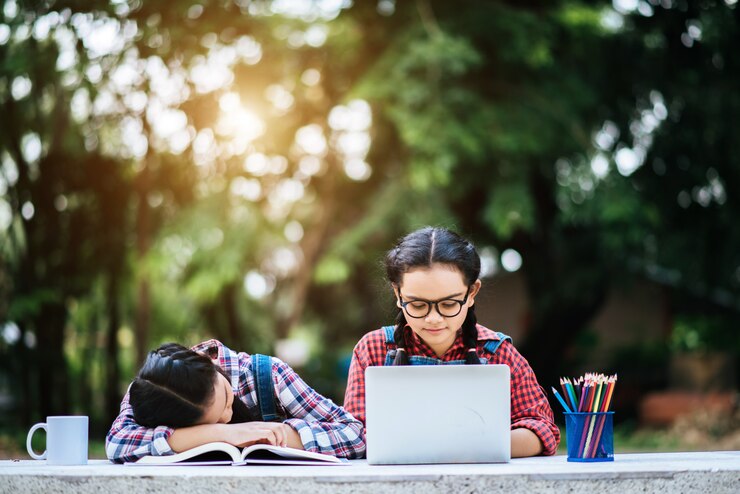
[381,325,512,365]
[252,354,280,421]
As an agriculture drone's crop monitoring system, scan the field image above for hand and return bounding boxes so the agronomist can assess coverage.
[225,422,293,448]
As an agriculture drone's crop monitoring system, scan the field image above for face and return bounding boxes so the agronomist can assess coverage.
[198,371,234,425]
[394,263,481,358]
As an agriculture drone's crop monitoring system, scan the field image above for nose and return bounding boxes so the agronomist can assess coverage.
[425,304,444,323]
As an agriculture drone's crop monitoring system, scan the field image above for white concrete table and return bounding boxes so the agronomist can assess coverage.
[1,451,738,493]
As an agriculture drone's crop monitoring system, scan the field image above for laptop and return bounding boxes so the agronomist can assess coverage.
[365,365,511,465]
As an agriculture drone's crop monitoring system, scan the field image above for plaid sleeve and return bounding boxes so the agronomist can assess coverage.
[105,384,175,463]
[273,357,366,459]
[497,343,560,456]
[342,329,387,427]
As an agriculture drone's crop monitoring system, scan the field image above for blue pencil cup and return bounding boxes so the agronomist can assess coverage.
[564,412,614,462]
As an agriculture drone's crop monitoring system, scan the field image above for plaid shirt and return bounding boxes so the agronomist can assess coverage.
[106,339,365,463]
[343,325,560,456]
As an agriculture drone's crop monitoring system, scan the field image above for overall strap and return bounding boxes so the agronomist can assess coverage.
[382,325,397,366]
[482,331,512,356]
[252,354,278,421]
[382,325,396,345]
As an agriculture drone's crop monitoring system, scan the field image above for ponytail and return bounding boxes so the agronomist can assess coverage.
[392,310,410,366]
[461,305,480,365]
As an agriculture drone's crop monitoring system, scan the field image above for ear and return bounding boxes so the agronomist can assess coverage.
[392,284,402,308]
[467,279,482,306]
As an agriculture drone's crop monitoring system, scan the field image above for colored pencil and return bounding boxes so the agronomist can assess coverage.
[551,387,573,413]
[582,378,605,456]
[565,378,579,413]
[588,375,617,457]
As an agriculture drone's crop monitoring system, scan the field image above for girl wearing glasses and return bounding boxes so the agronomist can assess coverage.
[343,227,559,457]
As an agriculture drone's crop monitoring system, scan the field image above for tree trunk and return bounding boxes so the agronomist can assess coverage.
[273,153,339,340]
[516,167,608,388]
[36,303,69,417]
[104,270,121,423]
[134,164,151,367]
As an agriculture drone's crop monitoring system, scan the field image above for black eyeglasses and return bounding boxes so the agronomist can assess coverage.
[398,287,471,319]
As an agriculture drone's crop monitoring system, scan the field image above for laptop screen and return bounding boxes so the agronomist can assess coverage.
[365,365,511,464]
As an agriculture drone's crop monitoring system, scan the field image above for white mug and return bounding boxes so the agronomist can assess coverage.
[26,415,89,465]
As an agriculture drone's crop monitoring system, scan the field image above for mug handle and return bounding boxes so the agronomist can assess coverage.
[26,423,47,460]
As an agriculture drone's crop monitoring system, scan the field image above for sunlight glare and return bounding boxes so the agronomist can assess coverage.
[591,154,610,179]
[479,247,499,278]
[0,24,10,45]
[244,270,274,299]
[217,102,265,142]
[615,147,641,176]
[295,124,327,155]
[0,199,11,231]
[1,322,20,345]
[230,177,262,201]
[244,153,271,176]
[343,159,371,181]
[301,68,321,86]
[21,133,42,164]
[501,249,522,272]
[11,76,32,100]
[299,155,323,176]
[21,201,35,220]
[265,84,294,111]
[284,220,304,243]
[236,35,262,65]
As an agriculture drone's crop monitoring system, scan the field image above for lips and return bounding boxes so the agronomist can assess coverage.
[424,328,446,333]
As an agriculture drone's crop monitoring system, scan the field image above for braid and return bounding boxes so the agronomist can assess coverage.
[392,310,410,366]
[462,306,480,365]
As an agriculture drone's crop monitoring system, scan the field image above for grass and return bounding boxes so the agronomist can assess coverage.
[0,429,107,460]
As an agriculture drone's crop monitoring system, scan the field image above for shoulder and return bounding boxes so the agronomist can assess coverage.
[356,327,391,346]
[475,325,519,361]
[192,339,248,385]
[264,355,298,381]
[352,327,392,365]
[474,324,509,343]
[190,339,234,359]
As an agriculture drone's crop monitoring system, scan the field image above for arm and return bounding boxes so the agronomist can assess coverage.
[272,358,366,459]
[511,428,544,457]
[169,422,299,452]
[505,346,560,456]
[343,344,369,426]
[105,387,176,463]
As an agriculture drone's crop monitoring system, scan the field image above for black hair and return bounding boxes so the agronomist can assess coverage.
[385,227,481,365]
[129,343,261,428]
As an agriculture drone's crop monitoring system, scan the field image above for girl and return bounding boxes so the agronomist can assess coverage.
[107,339,365,463]
[344,227,560,457]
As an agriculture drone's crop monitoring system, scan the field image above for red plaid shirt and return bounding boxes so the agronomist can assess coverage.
[343,324,560,456]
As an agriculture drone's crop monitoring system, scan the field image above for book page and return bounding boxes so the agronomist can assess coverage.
[240,444,343,464]
[128,442,241,465]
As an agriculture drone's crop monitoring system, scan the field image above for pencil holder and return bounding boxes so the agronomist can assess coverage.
[564,412,614,462]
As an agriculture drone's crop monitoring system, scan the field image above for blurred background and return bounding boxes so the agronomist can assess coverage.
[1,0,738,457]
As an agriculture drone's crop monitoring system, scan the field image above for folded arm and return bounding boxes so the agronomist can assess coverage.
[272,358,366,459]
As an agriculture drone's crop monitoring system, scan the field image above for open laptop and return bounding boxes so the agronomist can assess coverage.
[365,365,511,465]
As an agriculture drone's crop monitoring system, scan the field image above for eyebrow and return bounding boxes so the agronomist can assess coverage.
[402,291,465,301]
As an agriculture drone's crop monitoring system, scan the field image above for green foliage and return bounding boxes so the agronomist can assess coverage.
[670,314,739,354]
[2,0,739,433]
[484,180,535,240]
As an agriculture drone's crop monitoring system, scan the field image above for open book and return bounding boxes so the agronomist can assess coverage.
[125,442,348,466]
